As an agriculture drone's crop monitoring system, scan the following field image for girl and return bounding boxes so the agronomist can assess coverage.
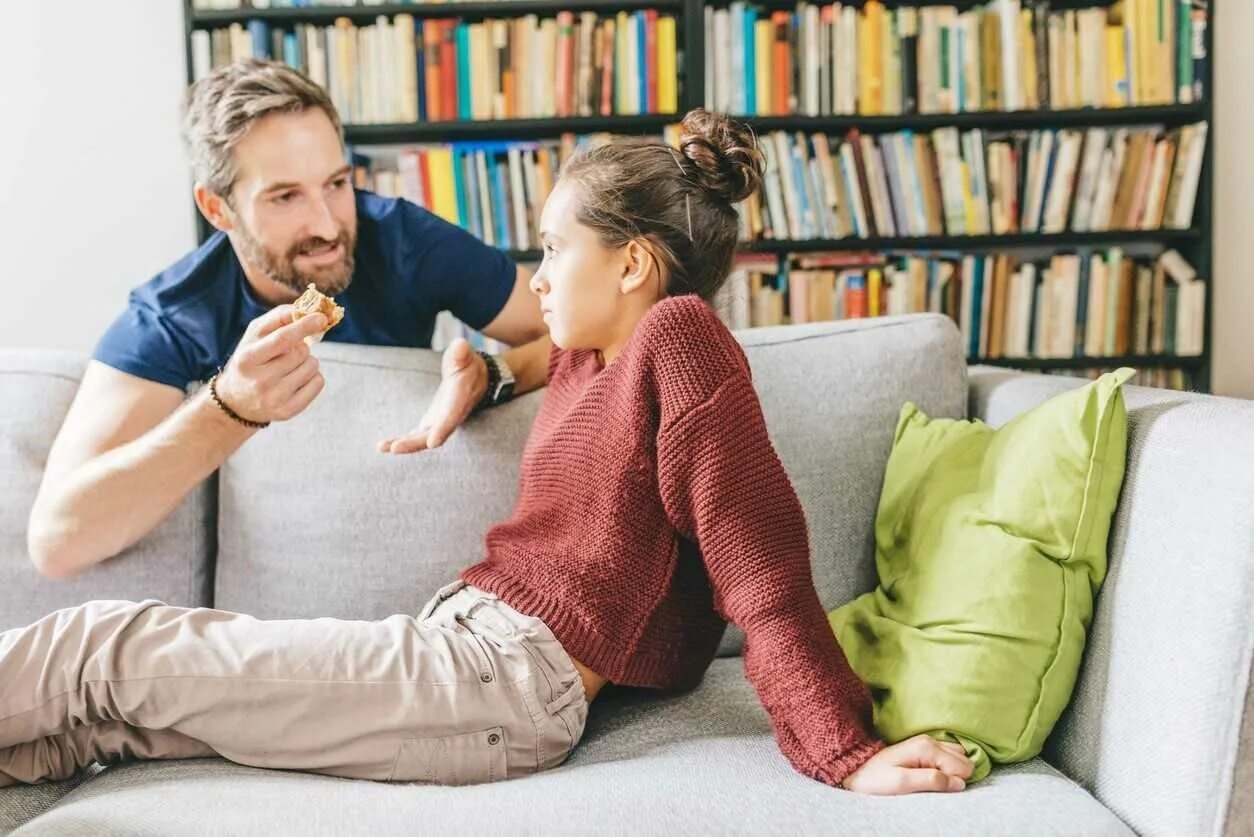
[0,109,971,796]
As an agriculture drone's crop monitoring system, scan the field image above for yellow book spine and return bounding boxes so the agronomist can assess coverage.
[869,268,881,317]
[960,160,977,233]
[1021,10,1037,110]
[864,1,884,115]
[616,11,630,114]
[755,20,773,115]
[658,16,677,113]
[1106,25,1126,106]
[427,148,459,225]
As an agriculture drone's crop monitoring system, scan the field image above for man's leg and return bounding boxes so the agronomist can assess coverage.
[0,598,521,783]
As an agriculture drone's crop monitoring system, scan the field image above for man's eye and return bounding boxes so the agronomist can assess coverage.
[330,178,348,190]
[273,191,297,205]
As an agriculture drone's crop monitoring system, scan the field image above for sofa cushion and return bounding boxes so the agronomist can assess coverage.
[214,313,968,659]
[831,368,1134,781]
[6,657,1129,836]
[0,351,215,632]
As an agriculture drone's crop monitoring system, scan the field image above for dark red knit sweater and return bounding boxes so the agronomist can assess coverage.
[460,294,884,786]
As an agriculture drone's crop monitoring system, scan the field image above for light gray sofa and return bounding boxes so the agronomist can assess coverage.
[0,312,1249,837]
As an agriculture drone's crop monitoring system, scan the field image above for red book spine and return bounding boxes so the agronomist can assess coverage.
[645,9,658,114]
[440,21,457,122]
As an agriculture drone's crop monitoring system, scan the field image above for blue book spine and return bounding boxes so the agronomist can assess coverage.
[416,38,427,121]
[636,12,647,114]
[790,141,813,238]
[456,24,471,121]
[248,21,271,59]
[1035,132,1058,232]
[744,8,757,115]
[838,151,864,238]
[283,33,299,69]
[1074,252,1091,357]
[969,258,984,358]
[452,149,468,230]
[490,155,510,250]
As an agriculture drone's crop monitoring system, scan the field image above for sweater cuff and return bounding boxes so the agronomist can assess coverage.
[812,737,887,789]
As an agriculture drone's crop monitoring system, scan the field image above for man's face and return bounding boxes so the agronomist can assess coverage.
[224,108,358,297]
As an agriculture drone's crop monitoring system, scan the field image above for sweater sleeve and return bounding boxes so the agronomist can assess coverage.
[656,374,885,788]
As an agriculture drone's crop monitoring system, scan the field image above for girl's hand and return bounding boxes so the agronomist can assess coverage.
[840,734,974,795]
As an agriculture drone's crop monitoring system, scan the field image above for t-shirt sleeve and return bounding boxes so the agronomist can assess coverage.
[401,201,517,331]
[91,303,195,391]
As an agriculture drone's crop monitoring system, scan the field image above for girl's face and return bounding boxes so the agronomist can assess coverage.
[529,179,661,365]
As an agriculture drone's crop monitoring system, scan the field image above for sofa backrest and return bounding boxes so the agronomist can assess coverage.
[213,313,968,658]
[0,351,215,631]
[970,367,1254,837]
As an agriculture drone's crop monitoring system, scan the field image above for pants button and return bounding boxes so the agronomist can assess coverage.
[480,673,493,683]
[487,733,501,745]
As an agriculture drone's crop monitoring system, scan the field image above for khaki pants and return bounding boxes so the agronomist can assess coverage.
[0,579,588,786]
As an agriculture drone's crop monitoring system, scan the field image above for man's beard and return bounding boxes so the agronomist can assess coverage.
[235,220,357,298]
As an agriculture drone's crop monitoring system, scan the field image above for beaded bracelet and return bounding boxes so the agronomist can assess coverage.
[208,372,270,430]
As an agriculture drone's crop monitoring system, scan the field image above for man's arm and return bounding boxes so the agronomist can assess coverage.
[477,265,549,396]
[27,362,255,579]
[28,307,330,579]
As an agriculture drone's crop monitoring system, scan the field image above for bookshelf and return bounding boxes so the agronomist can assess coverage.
[183,0,1215,392]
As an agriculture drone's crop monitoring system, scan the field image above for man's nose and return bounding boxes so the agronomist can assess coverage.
[305,196,340,241]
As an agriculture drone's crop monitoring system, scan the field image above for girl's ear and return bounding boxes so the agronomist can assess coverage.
[619,239,655,295]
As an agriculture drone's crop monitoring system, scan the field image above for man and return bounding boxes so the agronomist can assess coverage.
[27,59,552,580]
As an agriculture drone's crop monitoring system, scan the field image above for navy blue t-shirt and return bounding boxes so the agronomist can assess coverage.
[93,190,517,391]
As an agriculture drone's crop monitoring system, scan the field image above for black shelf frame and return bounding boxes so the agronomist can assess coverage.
[183,0,1216,391]
[346,114,679,144]
[190,0,683,25]
[971,354,1206,371]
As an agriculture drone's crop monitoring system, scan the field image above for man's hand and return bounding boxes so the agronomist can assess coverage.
[840,734,974,795]
[377,338,487,454]
[213,305,329,425]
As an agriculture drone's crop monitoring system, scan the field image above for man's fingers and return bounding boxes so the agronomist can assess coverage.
[250,314,328,363]
[248,304,297,340]
[278,369,325,418]
[382,431,431,455]
[271,355,321,404]
[260,338,312,380]
[903,768,965,793]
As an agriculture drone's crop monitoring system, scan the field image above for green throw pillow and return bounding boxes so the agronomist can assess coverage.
[829,367,1135,782]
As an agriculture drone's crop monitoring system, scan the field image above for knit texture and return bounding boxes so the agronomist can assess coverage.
[460,294,885,786]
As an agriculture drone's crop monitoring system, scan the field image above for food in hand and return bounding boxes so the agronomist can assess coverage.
[292,283,345,343]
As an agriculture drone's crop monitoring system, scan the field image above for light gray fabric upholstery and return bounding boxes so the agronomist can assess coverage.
[969,366,1254,837]
[213,314,968,661]
[9,658,1129,837]
[0,351,215,633]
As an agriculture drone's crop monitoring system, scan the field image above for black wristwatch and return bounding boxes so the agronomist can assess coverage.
[475,351,516,411]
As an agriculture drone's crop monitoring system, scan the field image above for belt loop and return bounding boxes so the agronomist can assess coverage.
[545,678,584,716]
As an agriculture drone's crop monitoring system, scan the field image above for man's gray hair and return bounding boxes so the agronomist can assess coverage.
[182,58,342,200]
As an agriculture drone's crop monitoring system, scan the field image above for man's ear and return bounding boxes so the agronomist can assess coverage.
[193,184,235,234]
[619,239,655,295]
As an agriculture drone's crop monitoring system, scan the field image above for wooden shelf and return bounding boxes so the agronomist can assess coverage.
[190,0,683,25]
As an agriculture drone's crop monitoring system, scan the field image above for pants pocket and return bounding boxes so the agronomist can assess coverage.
[389,726,508,785]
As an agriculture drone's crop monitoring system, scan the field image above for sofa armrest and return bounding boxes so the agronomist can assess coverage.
[969,366,1254,837]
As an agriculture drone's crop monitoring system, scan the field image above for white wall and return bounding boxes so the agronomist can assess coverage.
[1212,1,1254,399]
[0,0,195,354]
